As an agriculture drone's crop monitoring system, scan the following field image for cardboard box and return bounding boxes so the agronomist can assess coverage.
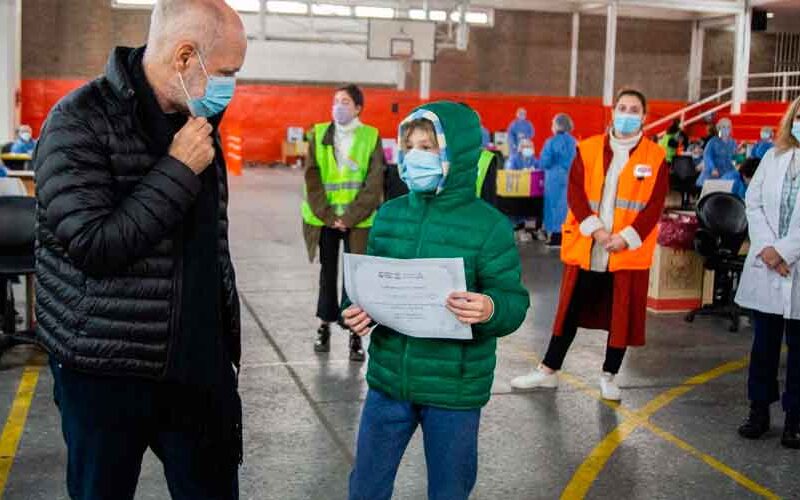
[497,170,532,198]
[647,245,705,313]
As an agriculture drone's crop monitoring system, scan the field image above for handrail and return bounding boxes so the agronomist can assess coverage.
[643,86,732,132]
[701,70,800,81]
[681,101,733,128]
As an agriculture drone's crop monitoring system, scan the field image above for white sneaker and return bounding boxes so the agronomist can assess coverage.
[599,372,622,401]
[510,367,558,390]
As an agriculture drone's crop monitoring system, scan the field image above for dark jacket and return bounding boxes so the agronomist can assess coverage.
[34,47,241,379]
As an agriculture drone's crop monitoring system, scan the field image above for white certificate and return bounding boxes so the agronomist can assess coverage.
[343,254,472,340]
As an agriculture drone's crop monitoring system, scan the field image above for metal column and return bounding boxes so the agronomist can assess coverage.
[602,1,618,107]
[569,11,580,98]
[0,0,22,142]
[731,2,752,115]
[688,20,705,102]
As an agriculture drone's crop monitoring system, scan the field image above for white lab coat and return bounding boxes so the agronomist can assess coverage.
[736,147,800,319]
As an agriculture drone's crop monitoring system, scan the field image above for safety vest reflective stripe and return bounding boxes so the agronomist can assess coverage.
[588,199,647,212]
[301,122,379,228]
[476,150,494,197]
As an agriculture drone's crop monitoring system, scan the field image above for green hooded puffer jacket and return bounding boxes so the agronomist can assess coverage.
[362,101,530,410]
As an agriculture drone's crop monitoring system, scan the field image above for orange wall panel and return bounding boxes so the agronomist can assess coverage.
[21,79,690,163]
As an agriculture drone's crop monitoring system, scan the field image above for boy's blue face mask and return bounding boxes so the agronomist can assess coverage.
[401,149,443,193]
[178,50,236,118]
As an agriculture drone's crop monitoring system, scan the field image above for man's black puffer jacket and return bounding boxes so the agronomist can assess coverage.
[34,47,241,378]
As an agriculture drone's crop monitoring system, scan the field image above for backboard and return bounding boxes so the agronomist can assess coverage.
[367,19,436,62]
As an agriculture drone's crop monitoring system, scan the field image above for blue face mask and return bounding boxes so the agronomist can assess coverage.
[332,104,355,125]
[401,149,443,193]
[613,112,642,136]
[178,51,236,118]
[761,131,773,141]
[793,121,800,143]
[719,127,731,139]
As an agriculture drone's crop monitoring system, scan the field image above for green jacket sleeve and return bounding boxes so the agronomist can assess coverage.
[472,219,530,338]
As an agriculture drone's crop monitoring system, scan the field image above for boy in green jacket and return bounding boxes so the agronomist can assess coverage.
[343,101,530,500]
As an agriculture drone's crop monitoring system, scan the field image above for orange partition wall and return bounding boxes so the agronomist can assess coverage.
[21,79,688,163]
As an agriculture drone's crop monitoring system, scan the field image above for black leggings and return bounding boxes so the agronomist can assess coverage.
[542,271,626,374]
[316,227,351,323]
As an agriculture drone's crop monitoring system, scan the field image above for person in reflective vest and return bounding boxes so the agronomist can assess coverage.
[511,89,669,401]
[476,149,498,205]
[301,84,385,361]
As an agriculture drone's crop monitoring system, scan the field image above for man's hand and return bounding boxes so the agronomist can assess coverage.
[446,292,494,325]
[605,234,629,253]
[711,169,720,179]
[759,246,784,269]
[168,117,215,175]
[343,305,374,337]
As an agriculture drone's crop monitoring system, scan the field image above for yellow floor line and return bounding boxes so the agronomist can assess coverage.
[0,364,43,497]
[514,350,780,500]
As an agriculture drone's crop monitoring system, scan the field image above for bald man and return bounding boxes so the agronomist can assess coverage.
[33,1,247,498]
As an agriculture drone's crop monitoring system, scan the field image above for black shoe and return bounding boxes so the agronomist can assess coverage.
[349,333,365,362]
[738,404,770,439]
[782,414,800,449]
[314,324,331,353]
[546,234,562,247]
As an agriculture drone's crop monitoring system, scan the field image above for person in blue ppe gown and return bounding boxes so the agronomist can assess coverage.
[751,126,774,160]
[722,157,760,200]
[507,138,537,170]
[539,113,577,248]
[10,125,36,155]
[697,118,737,187]
[507,107,535,159]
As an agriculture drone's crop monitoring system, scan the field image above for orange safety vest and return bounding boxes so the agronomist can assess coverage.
[561,134,665,272]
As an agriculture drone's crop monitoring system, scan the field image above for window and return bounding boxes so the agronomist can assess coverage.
[266,1,308,15]
[354,6,395,19]
[312,3,352,16]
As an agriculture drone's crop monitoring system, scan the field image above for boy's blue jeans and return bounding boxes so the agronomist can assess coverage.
[349,389,481,500]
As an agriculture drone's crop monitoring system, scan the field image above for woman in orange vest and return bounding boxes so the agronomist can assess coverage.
[511,89,669,401]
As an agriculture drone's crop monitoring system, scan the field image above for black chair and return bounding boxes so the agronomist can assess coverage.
[671,156,699,210]
[0,196,37,351]
[685,192,748,332]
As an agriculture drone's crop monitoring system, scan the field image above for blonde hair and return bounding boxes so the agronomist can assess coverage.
[775,96,800,153]
[402,119,438,150]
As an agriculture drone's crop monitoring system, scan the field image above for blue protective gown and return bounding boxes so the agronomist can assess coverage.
[507,151,537,170]
[10,138,36,155]
[481,126,491,148]
[751,140,773,160]
[721,169,747,200]
[507,118,535,156]
[539,132,577,233]
[697,136,737,187]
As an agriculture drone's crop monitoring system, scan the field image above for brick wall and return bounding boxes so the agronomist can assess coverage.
[20,1,775,102]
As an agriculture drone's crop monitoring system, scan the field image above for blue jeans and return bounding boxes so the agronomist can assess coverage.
[349,389,481,500]
[749,311,800,413]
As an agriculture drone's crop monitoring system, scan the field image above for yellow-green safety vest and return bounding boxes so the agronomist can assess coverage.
[301,122,380,228]
[476,149,494,197]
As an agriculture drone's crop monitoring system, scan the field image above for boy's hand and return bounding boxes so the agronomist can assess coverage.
[343,305,374,336]
[447,292,494,325]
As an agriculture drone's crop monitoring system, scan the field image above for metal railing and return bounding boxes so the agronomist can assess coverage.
[647,70,800,134]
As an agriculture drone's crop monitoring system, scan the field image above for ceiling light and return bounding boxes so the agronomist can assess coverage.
[266,1,308,15]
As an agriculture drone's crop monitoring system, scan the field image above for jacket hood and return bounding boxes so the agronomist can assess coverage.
[397,101,482,203]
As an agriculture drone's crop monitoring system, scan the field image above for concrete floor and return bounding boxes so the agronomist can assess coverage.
[1,167,798,500]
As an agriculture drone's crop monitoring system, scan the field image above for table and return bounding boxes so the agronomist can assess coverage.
[282,141,309,166]
[0,153,32,172]
[6,171,35,196]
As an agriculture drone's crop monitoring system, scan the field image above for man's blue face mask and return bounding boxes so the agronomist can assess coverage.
[178,50,236,118]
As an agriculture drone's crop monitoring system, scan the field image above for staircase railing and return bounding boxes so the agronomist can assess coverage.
[646,70,800,134]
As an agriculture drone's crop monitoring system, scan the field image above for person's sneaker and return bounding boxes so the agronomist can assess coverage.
[781,414,800,449]
[314,324,331,353]
[547,234,562,248]
[510,367,558,390]
[517,230,534,243]
[599,372,622,401]
[349,333,365,362]
[738,404,770,439]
